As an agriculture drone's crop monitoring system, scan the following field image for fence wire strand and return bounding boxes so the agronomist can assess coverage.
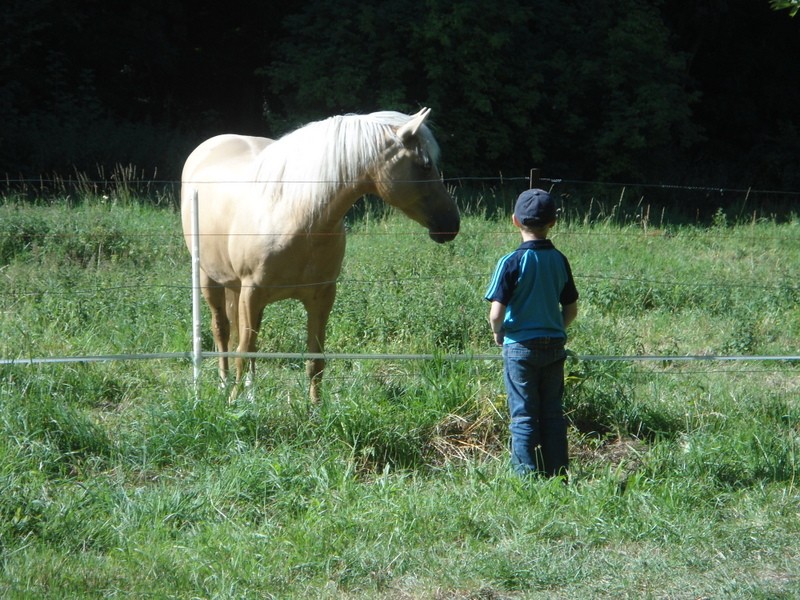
[2,174,798,370]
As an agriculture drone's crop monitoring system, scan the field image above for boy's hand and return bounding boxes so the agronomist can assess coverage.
[492,331,504,346]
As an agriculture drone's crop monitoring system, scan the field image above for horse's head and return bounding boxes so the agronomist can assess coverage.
[372,109,460,243]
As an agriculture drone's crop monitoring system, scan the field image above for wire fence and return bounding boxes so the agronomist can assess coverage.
[1,174,798,371]
[4,171,800,196]
[3,351,798,368]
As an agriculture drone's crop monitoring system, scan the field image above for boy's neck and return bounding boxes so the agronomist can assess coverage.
[521,228,550,242]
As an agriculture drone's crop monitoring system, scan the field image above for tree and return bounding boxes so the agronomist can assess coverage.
[0,0,190,176]
[771,0,800,16]
[263,0,548,175]
[3,0,798,189]
[0,0,290,177]
[525,0,700,179]
[664,0,800,188]
[264,0,699,180]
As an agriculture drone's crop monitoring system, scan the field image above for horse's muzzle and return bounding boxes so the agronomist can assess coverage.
[424,202,459,243]
[428,219,460,243]
[428,230,456,243]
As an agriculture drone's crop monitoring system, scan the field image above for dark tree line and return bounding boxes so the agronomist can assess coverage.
[2,0,799,190]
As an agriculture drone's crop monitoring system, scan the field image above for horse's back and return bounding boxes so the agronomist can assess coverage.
[181,134,273,229]
[182,134,273,184]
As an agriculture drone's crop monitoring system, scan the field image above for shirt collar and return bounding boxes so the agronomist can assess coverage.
[517,239,555,251]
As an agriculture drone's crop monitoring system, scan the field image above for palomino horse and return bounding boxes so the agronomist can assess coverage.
[180,108,460,401]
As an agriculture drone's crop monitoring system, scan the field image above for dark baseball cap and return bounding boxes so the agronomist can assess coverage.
[514,188,557,226]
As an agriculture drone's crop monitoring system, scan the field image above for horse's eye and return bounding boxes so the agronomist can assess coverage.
[420,153,432,171]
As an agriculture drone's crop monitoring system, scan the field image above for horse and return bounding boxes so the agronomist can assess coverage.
[180,108,460,401]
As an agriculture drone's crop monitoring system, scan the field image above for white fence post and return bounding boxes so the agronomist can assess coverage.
[191,188,203,398]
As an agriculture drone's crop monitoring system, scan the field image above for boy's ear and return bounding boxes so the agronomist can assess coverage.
[512,214,522,227]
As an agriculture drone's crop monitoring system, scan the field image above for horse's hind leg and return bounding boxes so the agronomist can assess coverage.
[201,275,231,385]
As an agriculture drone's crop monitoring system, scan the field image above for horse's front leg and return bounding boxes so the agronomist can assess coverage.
[225,287,240,353]
[231,285,264,402]
[304,283,336,403]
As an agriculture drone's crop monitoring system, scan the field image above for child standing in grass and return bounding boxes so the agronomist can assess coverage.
[485,189,579,477]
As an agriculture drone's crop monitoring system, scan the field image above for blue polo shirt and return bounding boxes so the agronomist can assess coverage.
[485,239,578,344]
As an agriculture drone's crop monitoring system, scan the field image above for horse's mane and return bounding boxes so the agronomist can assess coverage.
[254,111,441,216]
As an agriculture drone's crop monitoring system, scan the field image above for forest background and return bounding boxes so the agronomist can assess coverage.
[2,0,800,206]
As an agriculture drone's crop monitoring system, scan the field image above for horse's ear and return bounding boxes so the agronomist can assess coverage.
[398,107,431,141]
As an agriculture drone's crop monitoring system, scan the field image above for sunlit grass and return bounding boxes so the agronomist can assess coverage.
[0,194,798,598]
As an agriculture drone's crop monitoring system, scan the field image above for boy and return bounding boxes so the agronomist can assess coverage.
[484,189,579,477]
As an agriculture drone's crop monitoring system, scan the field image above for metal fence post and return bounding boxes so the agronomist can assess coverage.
[191,188,203,399]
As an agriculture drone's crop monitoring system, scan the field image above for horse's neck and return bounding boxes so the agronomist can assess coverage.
[269,118,386,232]
[311,181,374,231]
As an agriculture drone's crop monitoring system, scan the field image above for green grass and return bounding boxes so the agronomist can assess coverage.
[0,193,798,598]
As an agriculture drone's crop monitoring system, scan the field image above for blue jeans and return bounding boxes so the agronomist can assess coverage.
[503,338,568,477]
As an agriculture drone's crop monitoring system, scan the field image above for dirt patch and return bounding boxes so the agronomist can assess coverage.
[428,411,506,465]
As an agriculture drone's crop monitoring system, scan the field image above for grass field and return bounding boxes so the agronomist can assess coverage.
[1,189,798,599]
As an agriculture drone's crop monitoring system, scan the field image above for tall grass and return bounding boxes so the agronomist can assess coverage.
[0,191,798,598]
